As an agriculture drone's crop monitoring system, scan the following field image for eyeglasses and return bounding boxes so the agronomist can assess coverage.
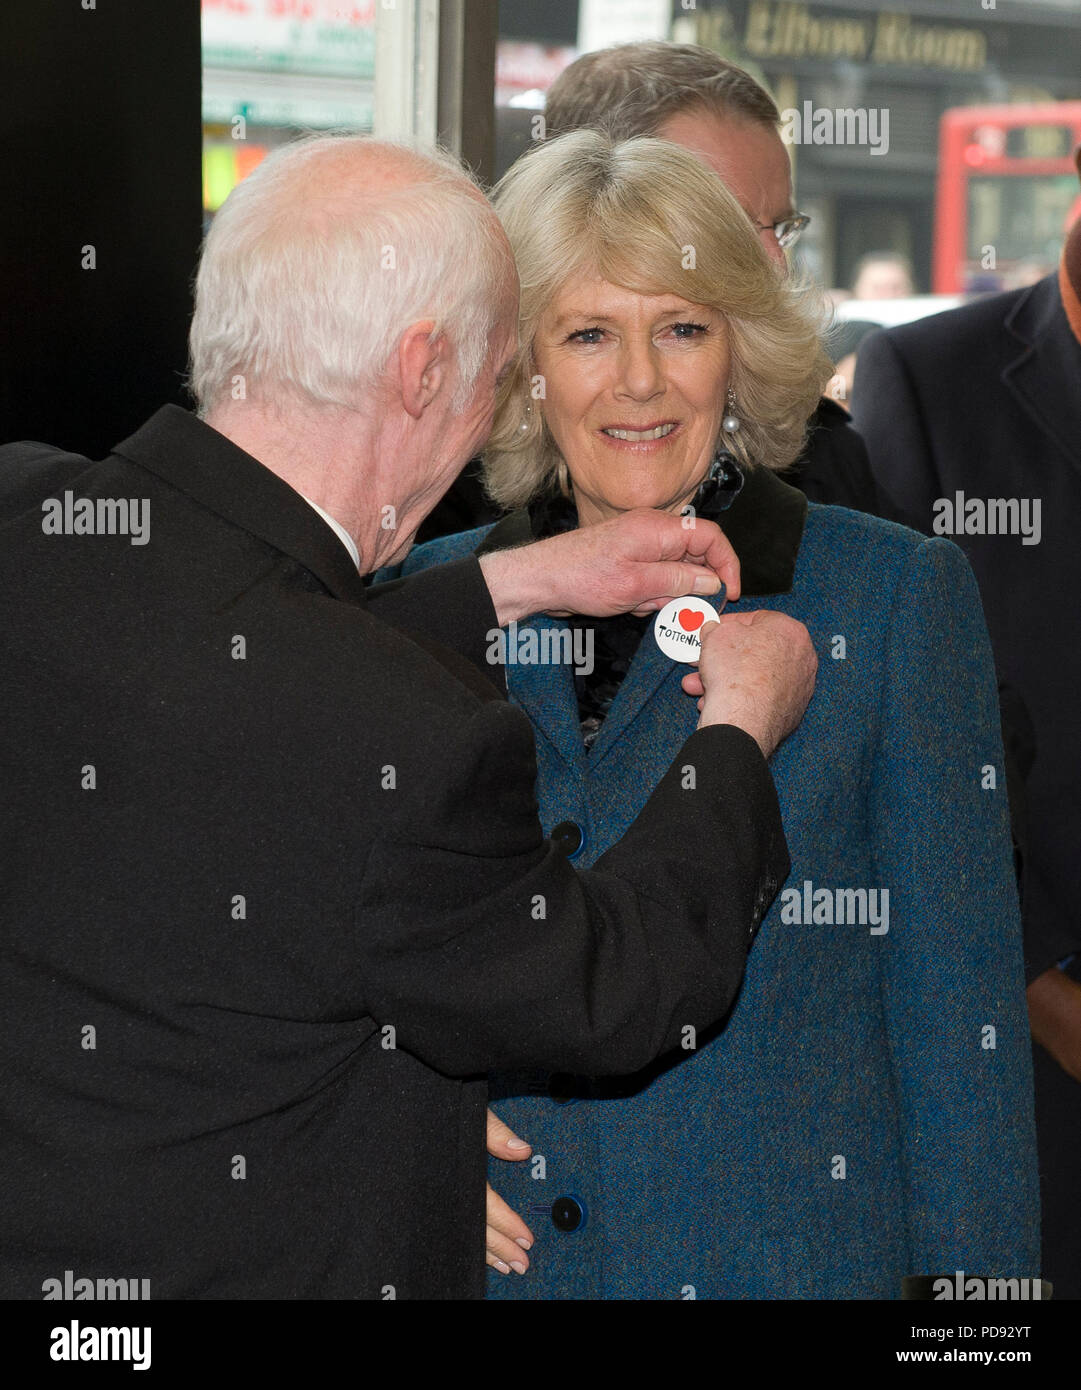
[755,213,811,249]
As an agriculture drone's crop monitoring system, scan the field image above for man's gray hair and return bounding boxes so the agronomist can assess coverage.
[545,41,780,142]
[189,134,509,416]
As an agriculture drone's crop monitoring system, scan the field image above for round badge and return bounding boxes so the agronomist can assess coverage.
[653,593,724,663]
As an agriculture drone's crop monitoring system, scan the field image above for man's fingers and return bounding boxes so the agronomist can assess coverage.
[641,561,726,603]
[665,520,742,601]
[486,1106,531,1160]
[485,1182,534,1275]
[695,607,818,756]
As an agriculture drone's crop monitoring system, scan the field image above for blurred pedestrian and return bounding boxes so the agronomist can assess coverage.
[850,250,915,301]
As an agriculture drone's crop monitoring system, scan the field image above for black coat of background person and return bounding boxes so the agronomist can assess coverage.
[417,397,883,543]
[0,406,789,1299]
[778,395,882,514]
[853,272,1081,1298]
[0,0,201,457]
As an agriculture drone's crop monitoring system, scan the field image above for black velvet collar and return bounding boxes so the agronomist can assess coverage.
[112,405,370,605]
[475,460,807,597]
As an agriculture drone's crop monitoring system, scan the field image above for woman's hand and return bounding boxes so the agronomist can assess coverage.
[485,1108,535,1275]
[1028,966,1081,1083]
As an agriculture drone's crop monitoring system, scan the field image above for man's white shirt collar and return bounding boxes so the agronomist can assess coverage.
[300,494,361,571]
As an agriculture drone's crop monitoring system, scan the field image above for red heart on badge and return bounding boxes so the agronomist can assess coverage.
[678,609,705,632]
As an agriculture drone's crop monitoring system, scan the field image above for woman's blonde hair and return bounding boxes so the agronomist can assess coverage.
[485,129,834,509]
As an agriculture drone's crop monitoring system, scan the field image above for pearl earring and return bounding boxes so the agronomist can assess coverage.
[722,388,741,435]
[518,402,532,435]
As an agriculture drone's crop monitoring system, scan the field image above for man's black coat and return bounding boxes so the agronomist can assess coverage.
[0,405,788,1299]
[779,396,883,514]
[853,273,1081,978]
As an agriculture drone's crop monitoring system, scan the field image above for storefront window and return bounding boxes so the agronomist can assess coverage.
[495,0,1081,304]
[201,0,376,219]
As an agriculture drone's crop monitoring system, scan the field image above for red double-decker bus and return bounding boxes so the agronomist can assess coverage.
[934,102,1081,294]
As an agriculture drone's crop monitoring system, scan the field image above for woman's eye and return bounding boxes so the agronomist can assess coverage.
[567,327,605,345]
[669,322,708,339]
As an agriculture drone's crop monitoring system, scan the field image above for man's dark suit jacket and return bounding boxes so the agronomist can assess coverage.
[0,405,788,1299]
[417,397,881,543]
[853,273,1081,979]
[779,396,882,514]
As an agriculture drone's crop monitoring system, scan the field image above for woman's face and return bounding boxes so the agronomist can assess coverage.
[532,270,730,527]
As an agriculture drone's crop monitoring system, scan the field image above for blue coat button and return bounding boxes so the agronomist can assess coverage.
[551,820,584,858]
[551,1196,586,1233]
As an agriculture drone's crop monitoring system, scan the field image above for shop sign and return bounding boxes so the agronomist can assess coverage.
[742,0,988,73]
[202,0,376,78]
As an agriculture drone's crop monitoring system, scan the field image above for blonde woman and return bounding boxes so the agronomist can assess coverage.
[381,131,1038,1299]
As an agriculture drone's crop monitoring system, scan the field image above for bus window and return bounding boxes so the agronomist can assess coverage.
[934,103,1081,294]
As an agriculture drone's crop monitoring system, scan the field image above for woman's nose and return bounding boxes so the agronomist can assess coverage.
[614,338,664,400]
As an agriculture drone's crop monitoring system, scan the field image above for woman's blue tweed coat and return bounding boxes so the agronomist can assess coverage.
[382,481,1040,1300]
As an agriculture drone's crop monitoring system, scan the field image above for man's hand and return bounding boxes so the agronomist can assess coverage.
[684,610,817,759]
[478,509,740,627]
[485,1108,534,1275]
[1027,966,1081,1084]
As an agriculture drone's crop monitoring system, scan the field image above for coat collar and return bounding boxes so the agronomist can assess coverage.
[584,603,715,771]
[707,459,807,596]
[1002,271,1081,472]
[111,405,370,605]
[476,463,807,769]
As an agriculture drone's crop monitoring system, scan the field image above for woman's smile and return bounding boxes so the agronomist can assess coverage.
[597,420,682,449]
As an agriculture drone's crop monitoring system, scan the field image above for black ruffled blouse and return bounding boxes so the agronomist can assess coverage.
[525,458,747,752]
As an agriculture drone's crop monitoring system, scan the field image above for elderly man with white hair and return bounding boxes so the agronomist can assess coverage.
[0,135,814,1299]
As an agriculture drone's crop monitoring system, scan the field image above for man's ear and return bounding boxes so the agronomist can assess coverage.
[398,320,451,420]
